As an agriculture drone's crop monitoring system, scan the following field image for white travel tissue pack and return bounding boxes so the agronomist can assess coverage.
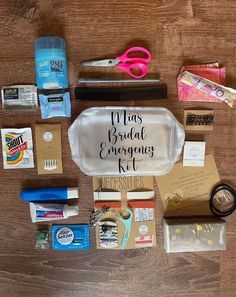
[68,106,185,176]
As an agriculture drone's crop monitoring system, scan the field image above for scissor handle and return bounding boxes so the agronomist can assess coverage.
[116,62,149,79]
[117,46,151,63]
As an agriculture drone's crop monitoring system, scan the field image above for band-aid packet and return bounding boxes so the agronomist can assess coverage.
[1,128,34,169]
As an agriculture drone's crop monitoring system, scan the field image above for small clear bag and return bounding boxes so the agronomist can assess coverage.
[68,106,185,176]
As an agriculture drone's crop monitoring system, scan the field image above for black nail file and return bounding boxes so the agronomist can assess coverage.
[75,85,167,101]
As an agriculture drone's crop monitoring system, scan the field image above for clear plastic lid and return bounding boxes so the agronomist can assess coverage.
[64,205,79,217]
[35,36,66,50]
[67,187,79,199]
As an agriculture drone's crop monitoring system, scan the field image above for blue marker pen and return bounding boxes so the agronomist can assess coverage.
[20,187,78,202]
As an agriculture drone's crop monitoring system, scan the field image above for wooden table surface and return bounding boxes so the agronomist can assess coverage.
[0,1,236,297]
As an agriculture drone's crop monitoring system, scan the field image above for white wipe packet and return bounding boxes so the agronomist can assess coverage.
[1,128,34,169]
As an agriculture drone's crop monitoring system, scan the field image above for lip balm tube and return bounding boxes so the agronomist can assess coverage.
[20,187,78,202]
[30,203,79,223]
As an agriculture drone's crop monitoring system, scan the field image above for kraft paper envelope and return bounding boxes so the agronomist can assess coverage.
[35,124,63,174]
[92,176,156,249]
[155,154,220,217]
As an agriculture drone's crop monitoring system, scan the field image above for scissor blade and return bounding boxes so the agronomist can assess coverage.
[80,59,119,67]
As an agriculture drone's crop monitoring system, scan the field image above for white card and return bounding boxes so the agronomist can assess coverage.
[183,141,206,167]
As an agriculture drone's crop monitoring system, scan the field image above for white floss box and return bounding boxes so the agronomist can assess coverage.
[183,141,206,167]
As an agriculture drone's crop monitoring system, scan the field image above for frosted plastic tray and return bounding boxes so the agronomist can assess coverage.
[68,106,185,176]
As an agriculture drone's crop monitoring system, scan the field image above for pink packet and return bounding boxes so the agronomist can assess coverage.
[179,71,235,108]
[180,65,226,84]
[178,64,226,103]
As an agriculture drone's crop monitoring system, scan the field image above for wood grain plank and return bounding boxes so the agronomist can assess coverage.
[0,0,236,296]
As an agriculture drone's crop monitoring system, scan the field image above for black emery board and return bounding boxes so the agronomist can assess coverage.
[75,85,167,100]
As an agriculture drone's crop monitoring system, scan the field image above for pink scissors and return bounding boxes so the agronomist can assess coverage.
[80,47,151,79]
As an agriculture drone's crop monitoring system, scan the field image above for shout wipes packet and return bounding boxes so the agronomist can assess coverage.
[1,128,34,169]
